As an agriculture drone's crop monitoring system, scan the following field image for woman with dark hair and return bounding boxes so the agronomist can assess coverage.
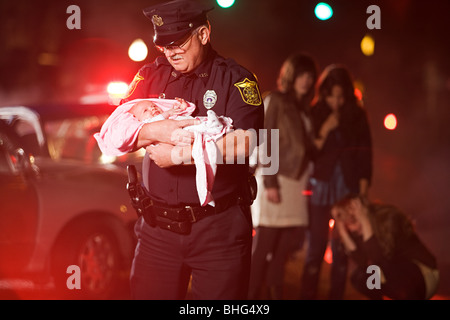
[248,53,318,299]
[300,64,373,299]
[331,194,439,300]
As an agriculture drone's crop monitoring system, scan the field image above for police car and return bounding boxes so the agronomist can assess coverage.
[0,103,140,299]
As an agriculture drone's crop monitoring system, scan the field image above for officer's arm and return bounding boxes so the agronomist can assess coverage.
[134,118,199,150]
[171,129,256,165]
[215,129,257,163]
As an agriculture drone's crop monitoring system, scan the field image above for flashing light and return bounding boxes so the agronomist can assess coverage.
[315,2,333,21]
[107,81,128,105]
[107,81,128,95]
[384,113,397,130]
[329,219,335,229]
[216,0,235,8]
[100,154,116,164]
[128,39,148,62]
[361,34,375,56]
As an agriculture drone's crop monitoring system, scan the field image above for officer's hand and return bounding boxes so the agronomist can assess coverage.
[168,119,200,146]
[137,118,199,148]
[146,143,191,168]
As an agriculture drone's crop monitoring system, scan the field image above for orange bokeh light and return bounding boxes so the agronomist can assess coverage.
[354,88,363,101]
[384,113,397,130]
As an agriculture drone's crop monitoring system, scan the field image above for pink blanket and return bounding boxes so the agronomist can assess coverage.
[94,99,233,206]
[94,98,196,156]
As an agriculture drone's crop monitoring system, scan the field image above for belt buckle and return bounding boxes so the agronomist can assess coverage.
[185,206,196,223]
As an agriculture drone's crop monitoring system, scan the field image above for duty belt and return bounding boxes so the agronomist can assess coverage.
[126,164,249,235]
[143,193,243,235]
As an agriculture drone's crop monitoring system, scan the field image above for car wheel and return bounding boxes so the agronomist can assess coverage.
[51,219,122,299]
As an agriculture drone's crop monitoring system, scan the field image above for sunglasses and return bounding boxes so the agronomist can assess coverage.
[155,31,197,53]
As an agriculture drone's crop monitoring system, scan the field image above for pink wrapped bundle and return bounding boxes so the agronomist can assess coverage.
[94,99,234,207]
[94,98,196,156]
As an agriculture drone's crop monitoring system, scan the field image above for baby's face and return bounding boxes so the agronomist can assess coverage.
[145,105,163,118]
[131,101,162,120]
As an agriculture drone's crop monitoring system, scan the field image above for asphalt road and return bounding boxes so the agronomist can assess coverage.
[1,247,448,300]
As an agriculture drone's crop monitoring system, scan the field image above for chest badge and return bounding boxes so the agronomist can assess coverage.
[203,90,217,109]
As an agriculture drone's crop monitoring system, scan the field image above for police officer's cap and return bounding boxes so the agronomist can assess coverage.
[143,0,214,46]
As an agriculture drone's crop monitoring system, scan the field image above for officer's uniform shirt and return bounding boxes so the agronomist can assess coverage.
[122,48,264,206]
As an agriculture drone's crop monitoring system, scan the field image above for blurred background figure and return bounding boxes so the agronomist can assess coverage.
[332,194,439,300]
[249,53,318,299]
[300,64,373,299]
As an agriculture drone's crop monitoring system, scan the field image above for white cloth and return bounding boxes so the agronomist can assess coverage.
[184,110,233,206]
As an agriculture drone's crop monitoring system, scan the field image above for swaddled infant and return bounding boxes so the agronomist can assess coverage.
[94,98,233,206]
[129,98,189,123]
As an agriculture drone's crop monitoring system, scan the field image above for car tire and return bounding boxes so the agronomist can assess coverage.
[51,218,123,300]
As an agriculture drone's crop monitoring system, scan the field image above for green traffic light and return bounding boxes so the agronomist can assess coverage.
[315,2,333,20]
[216,0,235,9]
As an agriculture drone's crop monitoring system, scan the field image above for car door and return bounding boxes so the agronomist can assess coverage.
[0,121,39,276]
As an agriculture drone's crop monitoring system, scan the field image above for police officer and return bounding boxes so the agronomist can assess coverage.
[120,0,264,299]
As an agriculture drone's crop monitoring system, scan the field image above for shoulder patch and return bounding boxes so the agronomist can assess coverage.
[124,72,144,99]
[234,78,262,106]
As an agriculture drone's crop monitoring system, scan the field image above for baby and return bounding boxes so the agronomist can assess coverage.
[94,98,233,206]
[128,98,189,123]
[94,98,196,157]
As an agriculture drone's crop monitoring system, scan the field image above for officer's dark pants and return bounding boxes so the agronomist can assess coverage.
[300,204,348,300]
[130,204,253,300]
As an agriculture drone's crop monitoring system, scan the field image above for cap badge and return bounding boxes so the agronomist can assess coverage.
[234,78,262,106]
[152,15,164,27]
[203,90,217,109]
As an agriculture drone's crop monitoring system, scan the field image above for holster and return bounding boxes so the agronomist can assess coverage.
[242,172,258,206]
[126,165,155,226]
